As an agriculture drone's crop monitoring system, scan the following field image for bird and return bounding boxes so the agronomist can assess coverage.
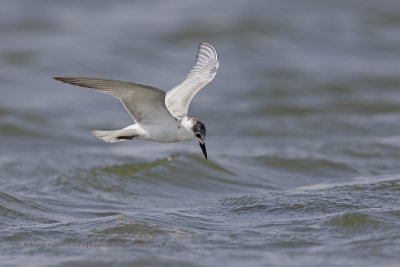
[53,42,219,160]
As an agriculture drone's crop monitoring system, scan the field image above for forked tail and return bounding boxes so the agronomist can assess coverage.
[92,129,137,143]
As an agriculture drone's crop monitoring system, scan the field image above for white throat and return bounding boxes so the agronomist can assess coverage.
[180,116,195,132]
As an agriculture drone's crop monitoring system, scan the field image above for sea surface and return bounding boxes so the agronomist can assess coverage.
[1,0,400,266]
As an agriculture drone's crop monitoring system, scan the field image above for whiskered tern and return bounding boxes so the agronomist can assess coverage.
[53,43,219,159]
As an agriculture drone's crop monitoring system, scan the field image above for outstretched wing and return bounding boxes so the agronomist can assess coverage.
[165,42,219,119]
[53,77,176,124]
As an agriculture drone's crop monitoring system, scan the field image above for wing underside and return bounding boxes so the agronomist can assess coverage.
[53,77,175,124]
[165,42,219,119]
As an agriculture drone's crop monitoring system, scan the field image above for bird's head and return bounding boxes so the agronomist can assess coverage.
[192,119,207,159]
[180,117,207,159]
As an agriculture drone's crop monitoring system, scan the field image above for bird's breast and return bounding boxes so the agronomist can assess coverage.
[140,123,193,143]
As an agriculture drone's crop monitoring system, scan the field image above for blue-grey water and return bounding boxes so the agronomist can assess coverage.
[1,0,400,266]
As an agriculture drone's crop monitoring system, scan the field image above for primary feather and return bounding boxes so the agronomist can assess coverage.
[165,42,219,119]
[53,77,176,124]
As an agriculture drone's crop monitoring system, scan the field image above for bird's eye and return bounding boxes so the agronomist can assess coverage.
[195,133,201,138]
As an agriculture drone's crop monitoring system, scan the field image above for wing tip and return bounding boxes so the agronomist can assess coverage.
[53,76,93,86]
[53,76,71,83]
[198,42,217,59]
[199,42,213,48]
[52,76,88,88]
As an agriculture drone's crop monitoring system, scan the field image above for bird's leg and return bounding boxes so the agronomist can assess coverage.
[116,134,139,140]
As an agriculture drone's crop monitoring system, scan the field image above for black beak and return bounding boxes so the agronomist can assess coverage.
[199,142,207,160]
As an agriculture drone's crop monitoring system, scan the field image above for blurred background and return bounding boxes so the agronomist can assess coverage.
[1,0,400,266]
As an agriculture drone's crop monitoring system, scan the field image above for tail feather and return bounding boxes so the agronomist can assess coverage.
[92,129,136,143]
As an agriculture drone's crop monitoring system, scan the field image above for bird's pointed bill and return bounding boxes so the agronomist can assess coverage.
[199,143,207,160]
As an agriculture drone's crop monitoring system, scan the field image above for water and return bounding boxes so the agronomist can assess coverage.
[1,0,400,266]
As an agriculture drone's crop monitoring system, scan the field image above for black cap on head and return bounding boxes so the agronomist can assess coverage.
[192,119,206,137]
[192,119,207,159]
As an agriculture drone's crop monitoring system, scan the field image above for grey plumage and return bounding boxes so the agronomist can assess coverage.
[53,77,175,124]
[53,42,219,159]
[165,42,219,119]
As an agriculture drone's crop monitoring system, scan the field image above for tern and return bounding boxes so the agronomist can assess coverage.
[53,42,219,159]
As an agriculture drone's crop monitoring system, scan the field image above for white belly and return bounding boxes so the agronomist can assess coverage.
[135,122,194,143]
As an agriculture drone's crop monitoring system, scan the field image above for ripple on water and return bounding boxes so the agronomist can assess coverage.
[88,214,190,243]
[0,191,55,220]
[0,106,51,139]
[49,153,243,198]
[256,155,358,178]
[323,212,387,234]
